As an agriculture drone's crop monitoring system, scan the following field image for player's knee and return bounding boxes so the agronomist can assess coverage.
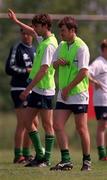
[42,122,53,133]
[76,125,88,136]
[53,123,64,132]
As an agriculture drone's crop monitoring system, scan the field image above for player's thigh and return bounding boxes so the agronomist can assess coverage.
[74,113,88,132]
[40,109,53,126]
[97,120,107,130]
[23,107,39,124]
[15,108,26,126]
[73,104,88,129]
[53,109,71,129]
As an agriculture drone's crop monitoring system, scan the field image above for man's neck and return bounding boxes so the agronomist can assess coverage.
[102,54,107,60]
[43,31,52,39]
[67,34,76,45]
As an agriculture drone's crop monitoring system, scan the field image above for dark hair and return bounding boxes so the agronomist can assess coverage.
[32,13,52,30]
[58,16,78,33]
[100,39,107,51]
[20,28,25,32]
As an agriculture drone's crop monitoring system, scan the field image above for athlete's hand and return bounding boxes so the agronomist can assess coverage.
[26,68,32,73]
[53,59,69,69]
[61,87,70,101]
[8,9,18,22]
[19,89,29,101]
[57,59,69,66]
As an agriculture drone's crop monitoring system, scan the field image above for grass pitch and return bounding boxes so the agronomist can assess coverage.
[1,149,107,180]
[0,112,107,180]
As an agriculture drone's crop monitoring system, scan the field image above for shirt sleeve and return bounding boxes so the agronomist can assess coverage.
[41,44,57,66]
[77,45,90,70]
[89,59,102,77]
[5,47,14,75]
[52,43,62,63]
[5,44,27,76]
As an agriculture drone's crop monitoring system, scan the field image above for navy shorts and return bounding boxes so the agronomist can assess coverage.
[28,91,54,109]
[11,90,28,108]
[55,101,88,114]
[94,106,107,120]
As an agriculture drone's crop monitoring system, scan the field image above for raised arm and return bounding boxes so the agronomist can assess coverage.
[8,9,36,37]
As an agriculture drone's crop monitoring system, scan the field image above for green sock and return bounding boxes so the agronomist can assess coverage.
[29,131,44,160]
[97,146,106,159]
[83,154,91,161]
[61,149,71,163]
[22,148,30,157]
[44,134,55,162]
[14,148,22,159]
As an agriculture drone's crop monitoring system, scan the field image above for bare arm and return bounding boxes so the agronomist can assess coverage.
[20,65,49,100]
[61,68,88,101]
[67,68,88,91]
[88,72,102,89]
[8,9,37,38]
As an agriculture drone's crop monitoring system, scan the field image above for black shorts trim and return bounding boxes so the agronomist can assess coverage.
[28,91,54,109]
[94,106,107,120]
[11,90,28,108]
[55,102,88,114]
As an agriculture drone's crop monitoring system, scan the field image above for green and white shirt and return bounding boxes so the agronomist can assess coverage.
[52,39,90,104]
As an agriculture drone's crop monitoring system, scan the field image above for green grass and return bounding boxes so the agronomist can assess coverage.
[0,112,97,150]
[0,112,107,180]
[1,149,107,180]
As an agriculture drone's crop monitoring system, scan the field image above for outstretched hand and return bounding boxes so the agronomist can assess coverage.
[8,9,17,22]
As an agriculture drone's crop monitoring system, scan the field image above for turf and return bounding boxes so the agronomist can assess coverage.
[1,149,107,180]
[0,112,107,180]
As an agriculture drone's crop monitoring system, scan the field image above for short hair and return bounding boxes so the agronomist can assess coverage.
[100,39,107,51]
[58,16,78,33]
[32,13,52,30]
[20,28,25,32]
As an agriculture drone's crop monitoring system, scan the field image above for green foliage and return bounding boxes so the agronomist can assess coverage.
[2,0,107,14]
[2,0,88,14]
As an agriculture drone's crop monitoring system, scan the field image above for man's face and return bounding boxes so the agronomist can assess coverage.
[21,31,33,45]
[33,24,45,36]
[59,25,74,42]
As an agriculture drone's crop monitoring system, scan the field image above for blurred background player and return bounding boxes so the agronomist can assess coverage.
[5,26,38,164]
[89,39,107,161]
